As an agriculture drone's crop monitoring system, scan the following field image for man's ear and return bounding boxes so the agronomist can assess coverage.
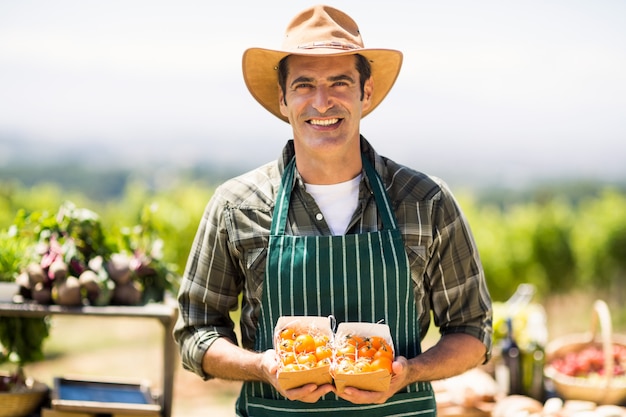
[362,77,374,111]
[278,84,288,117]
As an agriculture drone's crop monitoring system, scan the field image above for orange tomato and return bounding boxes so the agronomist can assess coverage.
[280,327,297,341]
[314,334,330,347]
[358,343,377,359]
[294,334,316,354]
[335,358,355,374]
[371,356,393,373]
[369,336,384,350]
[317,357,332,367]
[374,344,394,361]
[336,344,356,361]
[379,340,393,352]
[278,338,295,352]
[280,351,296,365]
[281,363,301,372]
[296,352,318,367]
[315,345,332,362]
[353,359,374,373]
[344,334,365,347]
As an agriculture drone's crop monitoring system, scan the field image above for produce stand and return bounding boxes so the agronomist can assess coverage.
[0,301,178,417]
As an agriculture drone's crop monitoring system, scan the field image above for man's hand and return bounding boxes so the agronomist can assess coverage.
[335,356,409,404]
[280,383,337,403]
[203,340,335,403]
[337,333,487,405]
[262,349,335,402]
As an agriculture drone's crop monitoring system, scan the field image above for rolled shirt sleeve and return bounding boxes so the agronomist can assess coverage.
[426,180,493,360]
[174,191,242,379]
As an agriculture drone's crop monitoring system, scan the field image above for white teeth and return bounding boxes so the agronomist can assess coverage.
[309,118,339,126]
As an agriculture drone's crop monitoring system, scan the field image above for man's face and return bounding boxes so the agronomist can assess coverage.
[278,54,373,159]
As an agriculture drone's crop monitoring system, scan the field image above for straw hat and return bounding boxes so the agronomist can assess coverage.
[242,4,403,123]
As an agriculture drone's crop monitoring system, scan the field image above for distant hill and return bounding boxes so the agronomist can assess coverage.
[2,135,625,203]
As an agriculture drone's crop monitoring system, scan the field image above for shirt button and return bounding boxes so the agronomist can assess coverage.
[315,213,324,221]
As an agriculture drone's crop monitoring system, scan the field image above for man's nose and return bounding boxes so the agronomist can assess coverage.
[312,86,333,113]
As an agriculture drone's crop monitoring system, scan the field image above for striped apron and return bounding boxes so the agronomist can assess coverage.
[236,155,437,416]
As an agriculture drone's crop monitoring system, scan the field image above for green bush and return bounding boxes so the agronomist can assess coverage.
[461,188,626,302]
[0,179,214,294]
[2,179,626,303]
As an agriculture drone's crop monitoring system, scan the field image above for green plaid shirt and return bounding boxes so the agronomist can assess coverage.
[174,137,492,379]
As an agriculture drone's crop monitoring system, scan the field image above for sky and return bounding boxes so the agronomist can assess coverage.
[1,1,625,187]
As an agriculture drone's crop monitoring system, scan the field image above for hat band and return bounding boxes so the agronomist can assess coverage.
[297,41,361,51]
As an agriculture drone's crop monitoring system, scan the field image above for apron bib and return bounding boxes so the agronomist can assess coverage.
[236,156,436,416]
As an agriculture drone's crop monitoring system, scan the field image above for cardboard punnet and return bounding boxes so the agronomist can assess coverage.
[332,321,394,393]
[274,316,334,391]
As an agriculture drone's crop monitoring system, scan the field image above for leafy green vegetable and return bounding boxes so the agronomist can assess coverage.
[0,229,30,282]
[0,316,50,366]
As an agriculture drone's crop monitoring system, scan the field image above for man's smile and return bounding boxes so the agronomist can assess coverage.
[307,118,342,127]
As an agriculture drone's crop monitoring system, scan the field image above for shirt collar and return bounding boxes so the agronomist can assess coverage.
[277,136,387,191]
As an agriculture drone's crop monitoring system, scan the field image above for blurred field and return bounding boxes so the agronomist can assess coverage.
[10,291,626,417]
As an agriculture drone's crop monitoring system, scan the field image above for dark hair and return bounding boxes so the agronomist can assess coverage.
[277,54,372,104]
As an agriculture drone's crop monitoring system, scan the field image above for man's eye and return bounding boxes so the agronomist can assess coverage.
[294,83,313,90]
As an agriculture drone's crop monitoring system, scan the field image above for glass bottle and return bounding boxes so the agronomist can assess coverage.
[495,317,523,396]
[522,308,547,400]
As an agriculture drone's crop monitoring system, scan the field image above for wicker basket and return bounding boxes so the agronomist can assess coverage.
[0,379,49,417]
[544,299,626,405]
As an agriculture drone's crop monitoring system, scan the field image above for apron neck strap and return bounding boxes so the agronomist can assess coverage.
[271,155,399,235]
[361,154,398,231]
[270,157,296,236]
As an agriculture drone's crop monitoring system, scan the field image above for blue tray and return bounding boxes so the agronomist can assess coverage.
[52,377,161,415]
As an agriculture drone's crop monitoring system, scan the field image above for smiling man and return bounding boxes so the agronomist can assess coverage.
[280,54,370,185]
[174,5,493,416]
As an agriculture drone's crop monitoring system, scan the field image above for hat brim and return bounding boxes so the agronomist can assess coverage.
[242,47,403,123]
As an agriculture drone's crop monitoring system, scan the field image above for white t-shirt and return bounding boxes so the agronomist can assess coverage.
[305,174,362,236]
